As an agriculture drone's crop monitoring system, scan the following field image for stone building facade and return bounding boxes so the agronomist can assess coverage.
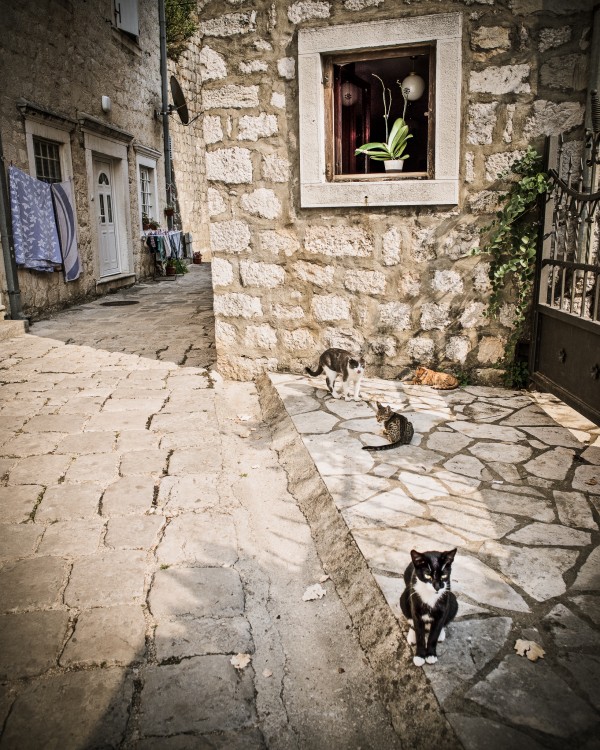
[0,0,166,320]
[172,0,593,381]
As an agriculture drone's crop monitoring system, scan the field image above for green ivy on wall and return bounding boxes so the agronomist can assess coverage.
[166,0,198,62]
[472,147,550,387]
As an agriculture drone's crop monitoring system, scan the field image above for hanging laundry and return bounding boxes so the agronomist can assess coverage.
[9,165,62,272]
[168,230,183,259]
[51,180,81,282]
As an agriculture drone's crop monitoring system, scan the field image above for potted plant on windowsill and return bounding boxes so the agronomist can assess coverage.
[164,203,175,217]
[355,75,412,173]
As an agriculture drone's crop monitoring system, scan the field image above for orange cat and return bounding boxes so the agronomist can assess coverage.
[409,366,459,390]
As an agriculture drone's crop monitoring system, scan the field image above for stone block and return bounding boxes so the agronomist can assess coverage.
[420,303,450,331]
[262,154,289,182]
[203,115,223,144]
[272,304,305,320]
[210,220,251,254]
[239,60,268,74]
[470,64,531,94]
[460,302,486,329]
[485,150,526,181]
[344,269,386,295]
[260,230,299,256]
[0,484,44,523]
[199,47,227,81]
[240,188,282,219]
[37,519,104,557]
[523,100,585,138]
[244,324,278,350]
[0,556,67,611]
[305,226,372,257]
[467,102,498,145]
[271,91,286,108]
[288,1,330,23]
[0,524,42,560]
[208,187,227,216]
[311,295,350,322]
[381,226,401,266]
[105,515,164,550]
[0,611,70,678]
[102,476,155,516]
[477,336,505,364]
[200,11,257,37]
[64,551,147,607]
[293,261,334,287]
[120,449,168,477]
[344,0,384,8]
[203,85,260,110]
[9,454,71,486]
[400,272,421,297]
[240,260,285,288]
[471,26,511,51]
[538,27,571,53]
[445,336,470,364]
[281,328,316,351]
[468,190,502,214]
[206,149,253,184]
[212,257,234,287]
[216,320,238,346]
[465,152,475,182]
[36,482,102,521]
[155,617,252,662]
[540,54,588,91]
[238,113,278,141]
[370,336,397,357]
[432,270,463,293]
[150,567,244,619]
[379,302,411,330]
[157,474,220,512]
[157,513,237,566]
[277,57,296,80]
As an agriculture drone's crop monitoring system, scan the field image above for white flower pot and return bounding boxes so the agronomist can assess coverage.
[384,160,405,173]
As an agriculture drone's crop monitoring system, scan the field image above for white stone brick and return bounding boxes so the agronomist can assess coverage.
[277,57,296,80]
[214,293,262,319]
[539,27,571,53]
[485,150,526,182]
[478,336,505,364]
[244,324,278,350]
[379,302,411,330]
[473,262,492,293]
[211,257,234,287]
[254,39,273,52]
[407,337,435,362]
[460,302,486,329]
[439,226,479,261]
[470,64,531,94]
[206,147,253,184]
[471,26,511,51]
[272,304,305,320]
[503,103,516,143]
[305,226,372,257]
[432,270,463,294]
[287,2,330,24]
[499,303,517,329]
[203,85,260,110]
[207,188,227,217]
[199,47,227,82]
[465,152,475,183]
[262,154,289,183]
[400,272,421,297]
[324,328,364,351]
[370,336,397,357]
[240,189,282,220]
[412,227,436,263]
[382,227,401,266]
[467,103,498,145]
[260,231,299,256]
[420,303,450,331]
[293,261,334,288]
[446,336,470,364]
[468,190,502,214]
[270,92,286,109]
[200,11,257,37]
[209,220,251,253]
[281,328,316,351]
[311,295,350,322]
[344,270,386,295]
[344,0,383,8]
[239,60,268,74]
[523,100,585,138]
[219,355,278,380]
[540,54,587,91]
[238,113,279,141]
[240,260,285,288]
[215,320,237,347]
[203,115,223,145]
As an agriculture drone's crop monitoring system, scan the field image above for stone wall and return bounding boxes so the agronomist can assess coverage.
[186,0,592,381]
[0,0,165,320]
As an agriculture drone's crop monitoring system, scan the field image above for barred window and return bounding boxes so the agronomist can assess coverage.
[33,137,62,183]
[139,166,153,218]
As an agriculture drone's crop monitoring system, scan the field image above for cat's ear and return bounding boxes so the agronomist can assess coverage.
[376,402,383,410]
[410,549,425,566]
[442,548,457,566]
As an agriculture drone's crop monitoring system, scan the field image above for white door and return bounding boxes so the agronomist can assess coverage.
[94,158,121,277]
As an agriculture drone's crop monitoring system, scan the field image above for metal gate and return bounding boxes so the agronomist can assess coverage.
[531,110,600,425]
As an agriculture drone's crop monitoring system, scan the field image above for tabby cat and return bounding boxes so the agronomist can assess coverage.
[409,366,459,390]
[400,549,458,666]
[362,402,414,451]
[305,348,365,401]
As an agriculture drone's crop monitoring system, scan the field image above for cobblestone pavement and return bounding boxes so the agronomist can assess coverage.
[268,372,600,749]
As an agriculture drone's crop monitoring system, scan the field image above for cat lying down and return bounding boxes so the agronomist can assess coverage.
[305,348,365,401]
[407,367,459,390]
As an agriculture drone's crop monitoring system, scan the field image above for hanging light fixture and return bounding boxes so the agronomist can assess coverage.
[341,80,360,107]
[401,57,425,101]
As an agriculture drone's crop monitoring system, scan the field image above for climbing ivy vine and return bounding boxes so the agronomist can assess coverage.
[472,147,550,387]
[166,0,198,62]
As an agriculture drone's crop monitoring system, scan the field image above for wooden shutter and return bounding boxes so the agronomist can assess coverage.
[114,0,139,36]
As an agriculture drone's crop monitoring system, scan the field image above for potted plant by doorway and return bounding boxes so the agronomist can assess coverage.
[165,259,177,276]
[354,75,412,172]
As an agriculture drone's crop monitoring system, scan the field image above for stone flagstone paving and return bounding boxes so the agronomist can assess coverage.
[269,372,600,749]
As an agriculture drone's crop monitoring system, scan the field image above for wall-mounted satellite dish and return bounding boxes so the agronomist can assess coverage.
[157,76,199,126]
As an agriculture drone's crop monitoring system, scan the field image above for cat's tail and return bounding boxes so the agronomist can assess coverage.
[305,364,323,377]
[362,438,412,451]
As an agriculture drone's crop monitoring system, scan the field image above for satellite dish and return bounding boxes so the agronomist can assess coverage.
[170,76,190,125]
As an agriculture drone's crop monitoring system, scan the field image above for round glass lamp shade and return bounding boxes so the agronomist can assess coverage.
[401,72,425,101]
[341,80,360,107]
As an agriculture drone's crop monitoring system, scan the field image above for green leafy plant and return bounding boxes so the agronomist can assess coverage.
[472,146,549,386]
[166,0,198,62]
[355,75,412,163]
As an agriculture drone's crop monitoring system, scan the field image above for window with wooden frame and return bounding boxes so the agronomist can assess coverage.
[324,45,435,181]
[32,137,63,184]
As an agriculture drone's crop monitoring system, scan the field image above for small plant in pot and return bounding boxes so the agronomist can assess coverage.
[355,75,412,173]
[164,203,175,217]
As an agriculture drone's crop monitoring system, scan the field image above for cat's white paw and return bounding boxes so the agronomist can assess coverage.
[344,395,351,401]
[413,656,425,667]
[332,392,341,399]
[407,628,416,645]
[425,655,438,664]
[438,628,446,642]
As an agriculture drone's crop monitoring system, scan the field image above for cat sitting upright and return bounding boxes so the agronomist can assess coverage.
[305,348,365,401]
[362,402,414,451]
[400,548,458,666]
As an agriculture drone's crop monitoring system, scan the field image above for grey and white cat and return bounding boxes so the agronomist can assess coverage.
[400,549,458,666]
[362,402,414,450]
[305,348,365,401]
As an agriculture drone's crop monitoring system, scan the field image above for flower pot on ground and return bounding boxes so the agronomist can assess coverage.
[193,251,202,264]
[165,261,177,276]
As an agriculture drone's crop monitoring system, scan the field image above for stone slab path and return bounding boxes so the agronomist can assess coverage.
[268,372,600,750]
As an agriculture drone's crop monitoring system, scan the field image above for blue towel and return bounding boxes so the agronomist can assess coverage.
[9,165,62,272]
[51,181,81,282]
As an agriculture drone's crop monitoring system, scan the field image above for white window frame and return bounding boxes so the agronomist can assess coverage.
[24,119,74,184]
[298,13,462,208]
[135,153,160,231]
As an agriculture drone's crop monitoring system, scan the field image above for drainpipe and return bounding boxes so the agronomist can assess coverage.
[0,130,25,320]
[158,0,173,231]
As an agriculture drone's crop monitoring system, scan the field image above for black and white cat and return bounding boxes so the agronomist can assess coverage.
[399,548,458,667]
[305,348,365,401]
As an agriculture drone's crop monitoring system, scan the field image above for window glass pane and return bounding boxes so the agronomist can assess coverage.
[33,137,62,183]
[99,194,106,223]
[98,172,109,185]
[139,165,153,218]
[106,195,113,223]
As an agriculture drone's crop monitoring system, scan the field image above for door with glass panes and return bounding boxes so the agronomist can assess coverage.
[94,158,120,277]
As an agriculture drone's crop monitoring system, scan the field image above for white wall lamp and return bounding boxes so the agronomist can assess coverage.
[101,96,112,113]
